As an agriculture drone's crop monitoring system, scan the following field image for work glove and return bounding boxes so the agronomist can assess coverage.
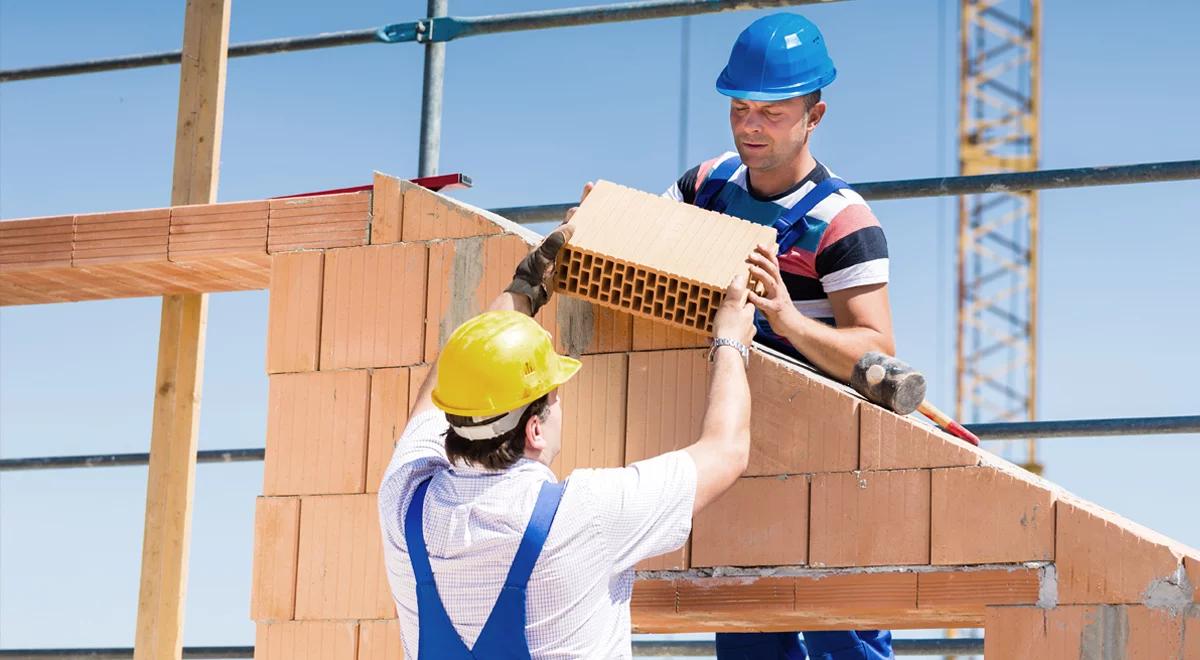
[505,223,575,316]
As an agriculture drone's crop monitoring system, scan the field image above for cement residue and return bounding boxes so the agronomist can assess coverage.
[1141,565,1192,616]
[439,236,486,347]
[1079,605,1128,660]
[555,297,595,357]
[1037,564,1058,608]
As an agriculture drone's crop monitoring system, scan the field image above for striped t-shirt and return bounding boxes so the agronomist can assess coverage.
[664,152,889,355]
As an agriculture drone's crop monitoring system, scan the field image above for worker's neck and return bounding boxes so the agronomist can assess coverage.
[746,150,817,199]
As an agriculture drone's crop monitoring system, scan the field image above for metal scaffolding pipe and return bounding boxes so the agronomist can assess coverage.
[491,159,1200,223]
[0,0,836,83]
[418,0,449,177]
[0,449,264,472]
[0,638,984,658]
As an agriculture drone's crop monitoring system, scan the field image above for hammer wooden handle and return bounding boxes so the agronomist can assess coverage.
[918,400,981,447]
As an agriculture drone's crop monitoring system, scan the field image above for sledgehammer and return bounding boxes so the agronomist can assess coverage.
[849,352,981,447]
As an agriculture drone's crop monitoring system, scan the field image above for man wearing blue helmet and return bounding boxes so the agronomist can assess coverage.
[664,13,896,660]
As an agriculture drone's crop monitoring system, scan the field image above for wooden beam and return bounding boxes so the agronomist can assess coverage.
[133,1,230,659]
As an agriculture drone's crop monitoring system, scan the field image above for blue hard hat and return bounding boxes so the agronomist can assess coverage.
[716,13,837,102]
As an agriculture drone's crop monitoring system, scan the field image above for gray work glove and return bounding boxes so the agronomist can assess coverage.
[505,223,575,316]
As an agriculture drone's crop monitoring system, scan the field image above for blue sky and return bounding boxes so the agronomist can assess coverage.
[1,0,1197,652]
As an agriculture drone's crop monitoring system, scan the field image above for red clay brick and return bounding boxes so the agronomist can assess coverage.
[625,349,708,464]
[793,572,917,611]
[0,215,72,269]
[1056,496,1184,604]
[169,199,268,260]
[1185,552,1200,604]
[809,470,931,567]
[266,251,323,374]
[988,605,1190,659]
[1186,609,1200,659]
[631,316,709,350]
[917,568,1041,609]
[268,192,370,252]
[295,494,395,620]
[409,364,433,412]
[251,497,301,621]
[358,619,404,660]
[931,466,1055,565]
[639,541,690,571]
[747,351,860,476]
[367,367,411,493]
[254,621,358,660]
[552,353,627,479]
[264,370,370,496]
[402,184,501,241]
[859,404,979,470]
[676,577,795,621]
[693,475,808,568]
[321,243,427,369]
[984,605,1075,659]
[545,295,635,356]
[73,208,169,265]
[1126,605,1186,659]
[370,172,409,245]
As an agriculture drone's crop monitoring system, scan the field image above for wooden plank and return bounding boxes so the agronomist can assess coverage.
[133,0,230,658]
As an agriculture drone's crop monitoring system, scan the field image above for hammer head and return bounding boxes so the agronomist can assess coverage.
[850,352,927,415]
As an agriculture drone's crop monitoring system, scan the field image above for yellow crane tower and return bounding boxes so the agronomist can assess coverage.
[957,0,1042,473]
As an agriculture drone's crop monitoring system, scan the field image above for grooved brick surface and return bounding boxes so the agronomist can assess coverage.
[402,183,501,241]
[931,466,1055,565]
[266,251,323,374]
[264,370,370,496]
[251,497,301,621]
[552,353,627,479]
[793,573,917,611]
[1056,497,1184,604]
[73,208,170,265]
[370,172,410,245]
[555,180,774,335]
[366,367,411,493]
[809,470,931,567]
[169,199,268,260]
[547,295,635,356]
[268,191,371,253]
[295,494,395,620]
[693,475,808,568]
[859,404,979,470]
[358,619,404,660]
[625,349,708,464]
[747,351,859,476]
[0,215,72,270]
[320,243,427,369]
[917,568,1041,608]
[254,621,358,660]
[985,605,1191,660]
[676,577,795,619]
[631,316,709,351]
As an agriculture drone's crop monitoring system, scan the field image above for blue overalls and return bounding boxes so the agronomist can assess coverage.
[693,156,894,660]
[404,476,565,659]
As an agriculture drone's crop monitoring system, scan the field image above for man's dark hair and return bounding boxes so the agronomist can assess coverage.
[444,394,551,471]
[801,89,822,110]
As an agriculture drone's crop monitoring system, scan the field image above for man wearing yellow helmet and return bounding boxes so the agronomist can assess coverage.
[378,222,759,658]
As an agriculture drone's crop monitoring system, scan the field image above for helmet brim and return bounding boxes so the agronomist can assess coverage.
[715,68,837,102]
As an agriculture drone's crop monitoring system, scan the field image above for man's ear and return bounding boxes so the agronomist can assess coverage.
[808,101,827,131]
[524,413,545,452]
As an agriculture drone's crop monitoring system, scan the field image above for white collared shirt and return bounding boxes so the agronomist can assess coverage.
[378,410,697,659]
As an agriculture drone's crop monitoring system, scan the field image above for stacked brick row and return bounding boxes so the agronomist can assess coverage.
[250,175,1199,655]
[0,189,377,305]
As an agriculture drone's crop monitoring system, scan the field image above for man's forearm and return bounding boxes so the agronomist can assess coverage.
[772,312,892,382]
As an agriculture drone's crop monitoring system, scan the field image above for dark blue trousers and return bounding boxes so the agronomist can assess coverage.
[715,630,894,660]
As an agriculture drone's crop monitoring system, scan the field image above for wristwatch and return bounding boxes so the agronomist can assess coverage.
[708,337,750,367]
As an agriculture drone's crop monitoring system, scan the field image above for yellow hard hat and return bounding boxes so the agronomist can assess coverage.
[432,310,581,418]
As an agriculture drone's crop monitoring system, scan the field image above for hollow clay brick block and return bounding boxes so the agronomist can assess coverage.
[625,349,708,464]
[402,183,502,241]
[676,577,795,621]
[1126,606,1187,659]
[264,370,370,496]
[631,316,709,351]
[639,540,691,571]
[793,572,917,611]
[552,353,627,479]
[251,496,301,621]
[266,251,323,374]
[73,208,170,265]
[370,171,416,245]
[984,605,1079,659]
[747,350,860,476]
[1186,610,1200,659]
[367,367,411,493]
[321,243,427,369]
[409,364,432,412]
[917,568,1040,609]
[809,469,931,567]
[0,215,73,270]
[358,619,404,660]
[169,199,268,260]
[1188,555,1200,604]
[985,605,1189,660]
[931,466,1055,565]
[546,295,635,356]
[859,404,980,470]
[268,191,371,253]
[555,180,775,335]
[693,475,808,568]
[295,494,395,620]
[1056,496,1184,605]
[254,621,358,660]
[423,233,530,362]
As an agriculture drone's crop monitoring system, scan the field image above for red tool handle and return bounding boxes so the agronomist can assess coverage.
[917,401,981,446]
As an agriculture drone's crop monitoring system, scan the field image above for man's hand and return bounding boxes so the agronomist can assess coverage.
[503,222,575,316]
[745,244,798,329]
[712,273,756,347]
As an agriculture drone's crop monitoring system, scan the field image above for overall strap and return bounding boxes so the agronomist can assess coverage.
[501,480,566,589]
[404,477,437,585]
[693,155,743,211]
[773,177,848,253]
